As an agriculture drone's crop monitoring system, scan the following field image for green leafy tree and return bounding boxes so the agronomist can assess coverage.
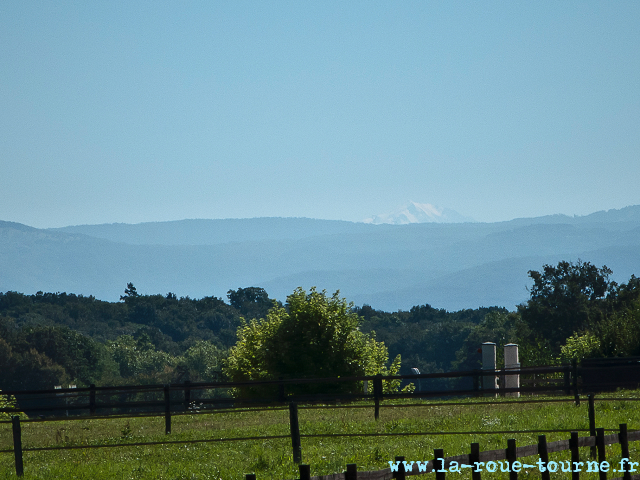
[181,340,225,381]
[120,282,139,302]
[14,349,69,391]
[22,326,110,385]
[224,287,411,397]
[591,279,640,357]
[227,287,276,319]
[107,334,177,379]
[454,310,521,370]
[558,332,601,362]
[518,260,616,354]
[0,333,72,391]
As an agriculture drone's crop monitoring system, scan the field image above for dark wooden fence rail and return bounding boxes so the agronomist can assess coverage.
[4,358,639,420]
[0,363,601,419]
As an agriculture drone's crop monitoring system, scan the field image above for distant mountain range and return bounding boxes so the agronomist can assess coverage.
[363,201,474,224]
[1,205,640,311]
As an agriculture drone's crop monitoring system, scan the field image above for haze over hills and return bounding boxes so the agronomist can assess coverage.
[1,205,640,311]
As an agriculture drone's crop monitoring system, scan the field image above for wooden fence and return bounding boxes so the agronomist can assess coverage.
[2,359,640,477]
[277,423,640,480]
[0,362,602,419]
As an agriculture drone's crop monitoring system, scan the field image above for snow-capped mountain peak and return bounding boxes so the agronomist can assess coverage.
[363,201,474,225]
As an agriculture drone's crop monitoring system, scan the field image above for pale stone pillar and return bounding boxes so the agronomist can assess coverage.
[504,343,520,397]
[411,367,421,392]
[481,342,498,396]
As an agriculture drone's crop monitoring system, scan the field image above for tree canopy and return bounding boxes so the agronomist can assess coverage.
[517,260,616,352]
[224,287,410,396]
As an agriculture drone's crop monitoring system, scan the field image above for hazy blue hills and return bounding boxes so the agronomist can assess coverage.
[50,217,381,245]
[2,205,640,311]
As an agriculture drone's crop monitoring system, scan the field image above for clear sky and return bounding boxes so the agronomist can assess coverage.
[1,1,639,228]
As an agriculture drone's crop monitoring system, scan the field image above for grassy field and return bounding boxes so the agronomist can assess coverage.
[1,391,640,480]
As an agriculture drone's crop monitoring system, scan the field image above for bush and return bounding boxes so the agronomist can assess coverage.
[224,287,412,398]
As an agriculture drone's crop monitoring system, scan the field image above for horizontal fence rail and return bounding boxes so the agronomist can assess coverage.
[3,361,632,418]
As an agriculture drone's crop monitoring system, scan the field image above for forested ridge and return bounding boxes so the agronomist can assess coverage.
[1,260,640,394]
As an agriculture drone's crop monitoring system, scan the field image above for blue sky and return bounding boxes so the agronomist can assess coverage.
[1,1,639,228]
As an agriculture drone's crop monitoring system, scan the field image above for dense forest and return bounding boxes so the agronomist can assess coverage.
[1,260,640,394]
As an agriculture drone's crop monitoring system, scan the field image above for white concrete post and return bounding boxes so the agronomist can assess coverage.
[504,343,520,397]
[481,342,497,396]
[411,367,421,392]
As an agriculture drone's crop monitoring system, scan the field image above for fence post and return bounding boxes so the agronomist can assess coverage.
[12,416,23,477]
[506,439,517,480]
[588,394,596,459]
[393,455,405,480]
[481,342,497,397]
[596,428,606,480]
[473,370,480,396]
[289,402,302,464]
[470,443,481,480]
[374,374,383,420]
[184,380,191,410]
[245,474,256,480]
[619,424,631,480]
[164,385,171,434]
[278,377,285,403]
[538,435,550,480]
[434,449,445,480]
[345,463,357,480]
[299,464,311,480]
[564,365,572,396]
[504,344,520,397]
[572,359,580,405]
[570,431,579,480]
[89,383,96,415]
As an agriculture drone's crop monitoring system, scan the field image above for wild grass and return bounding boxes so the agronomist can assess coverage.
[1,391,640,480]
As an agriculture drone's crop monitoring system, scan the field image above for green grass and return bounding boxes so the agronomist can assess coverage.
[2,391,640,480]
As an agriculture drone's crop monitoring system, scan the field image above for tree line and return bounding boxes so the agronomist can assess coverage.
[1,260,639,396]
